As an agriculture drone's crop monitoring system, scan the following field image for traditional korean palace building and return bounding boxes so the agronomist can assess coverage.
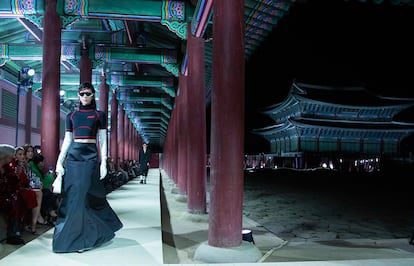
[253,81,414,171]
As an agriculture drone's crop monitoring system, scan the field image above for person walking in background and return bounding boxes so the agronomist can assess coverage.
[138,142,151,184]
[53,82,123,253]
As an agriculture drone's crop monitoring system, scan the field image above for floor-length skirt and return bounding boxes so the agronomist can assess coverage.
[52,143,123,253]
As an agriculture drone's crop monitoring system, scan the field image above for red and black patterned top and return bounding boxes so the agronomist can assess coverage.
[66,105,106,140]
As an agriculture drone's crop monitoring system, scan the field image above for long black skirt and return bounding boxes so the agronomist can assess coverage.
[52,143,123,253]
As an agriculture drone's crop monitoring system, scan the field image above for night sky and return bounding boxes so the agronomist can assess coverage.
[244,0,414,154]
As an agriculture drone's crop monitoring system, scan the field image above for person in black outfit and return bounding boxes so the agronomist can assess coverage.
[138,143,151,184]
[53,82,123,253]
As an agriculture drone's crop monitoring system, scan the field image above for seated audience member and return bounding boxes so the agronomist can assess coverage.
[127,160,137,179]
[103,157,117,193]
[30,153,58,225]
[118,161,129,184]
[0,144,36,245]
[24,144,47,225]
[16,146,45,233]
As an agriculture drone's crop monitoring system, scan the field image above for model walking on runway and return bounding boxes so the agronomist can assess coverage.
[53,82,123,253]
[138,142,151,184]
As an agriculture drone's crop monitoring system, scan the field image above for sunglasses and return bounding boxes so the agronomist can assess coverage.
[79,92,94,97]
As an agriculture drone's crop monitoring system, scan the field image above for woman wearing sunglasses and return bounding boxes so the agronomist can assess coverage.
[52,82,123,253]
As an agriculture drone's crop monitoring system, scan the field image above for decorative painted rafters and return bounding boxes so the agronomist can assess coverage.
[161,0,187,40]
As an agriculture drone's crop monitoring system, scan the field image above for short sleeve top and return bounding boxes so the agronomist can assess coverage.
[66,109,106,139]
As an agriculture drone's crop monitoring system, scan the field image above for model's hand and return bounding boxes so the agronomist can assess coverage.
[100,161,107,180]
[56,163,65,176]
[52,173,63,194]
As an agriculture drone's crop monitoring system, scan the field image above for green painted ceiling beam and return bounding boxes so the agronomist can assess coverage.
[128,114,170,125]
[124,107,164,112]
[134,118,169,130]
[61,31,120,45]
[121,96,162,102]
[95,46,177,64]
[122,98,172,110]
[0,0,44,14]
[160,117,169,126]
[0,0,185,22]
[124,107,171,119]
[112,76,171,87]
[1,43,177,64]
[86,0,163,19]
[31,72,170,88]
[118,96,172,110]
[132,115,162,120]
[112,76,175,97]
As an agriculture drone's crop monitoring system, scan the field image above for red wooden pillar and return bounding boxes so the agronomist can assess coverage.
[98,73,109,158]
[187,24,207,214]
[79,46,92,84]
[98,73,109,115]
[165,104,176,177]
[129,119,133,159]
[41,0,62,172]
[110,89,118,167]
[166,127,172,175]
[125,116,129,161]
[134,130,139,161]
[123,111,129,161]
[164,120,172,176]
[118,104,125,169]
[133,121,136,159]
[176,77,187,195]
[209,0,245,247]
[132,128,135,161]
[170,106,178,183]
[129,118,133,159]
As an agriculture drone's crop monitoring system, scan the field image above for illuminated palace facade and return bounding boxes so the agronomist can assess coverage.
[253,81,414,171]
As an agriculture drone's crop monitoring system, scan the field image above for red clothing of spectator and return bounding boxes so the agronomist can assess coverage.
[0,160,37,221]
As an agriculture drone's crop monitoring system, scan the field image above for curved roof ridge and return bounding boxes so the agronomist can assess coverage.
[288,80,414,107]
[292,116,414,126]
[293,80,365,92]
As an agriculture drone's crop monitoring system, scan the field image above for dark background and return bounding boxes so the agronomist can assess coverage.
[244,0,414,154]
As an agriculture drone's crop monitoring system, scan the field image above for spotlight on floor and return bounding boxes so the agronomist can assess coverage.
[242,229,254,244]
